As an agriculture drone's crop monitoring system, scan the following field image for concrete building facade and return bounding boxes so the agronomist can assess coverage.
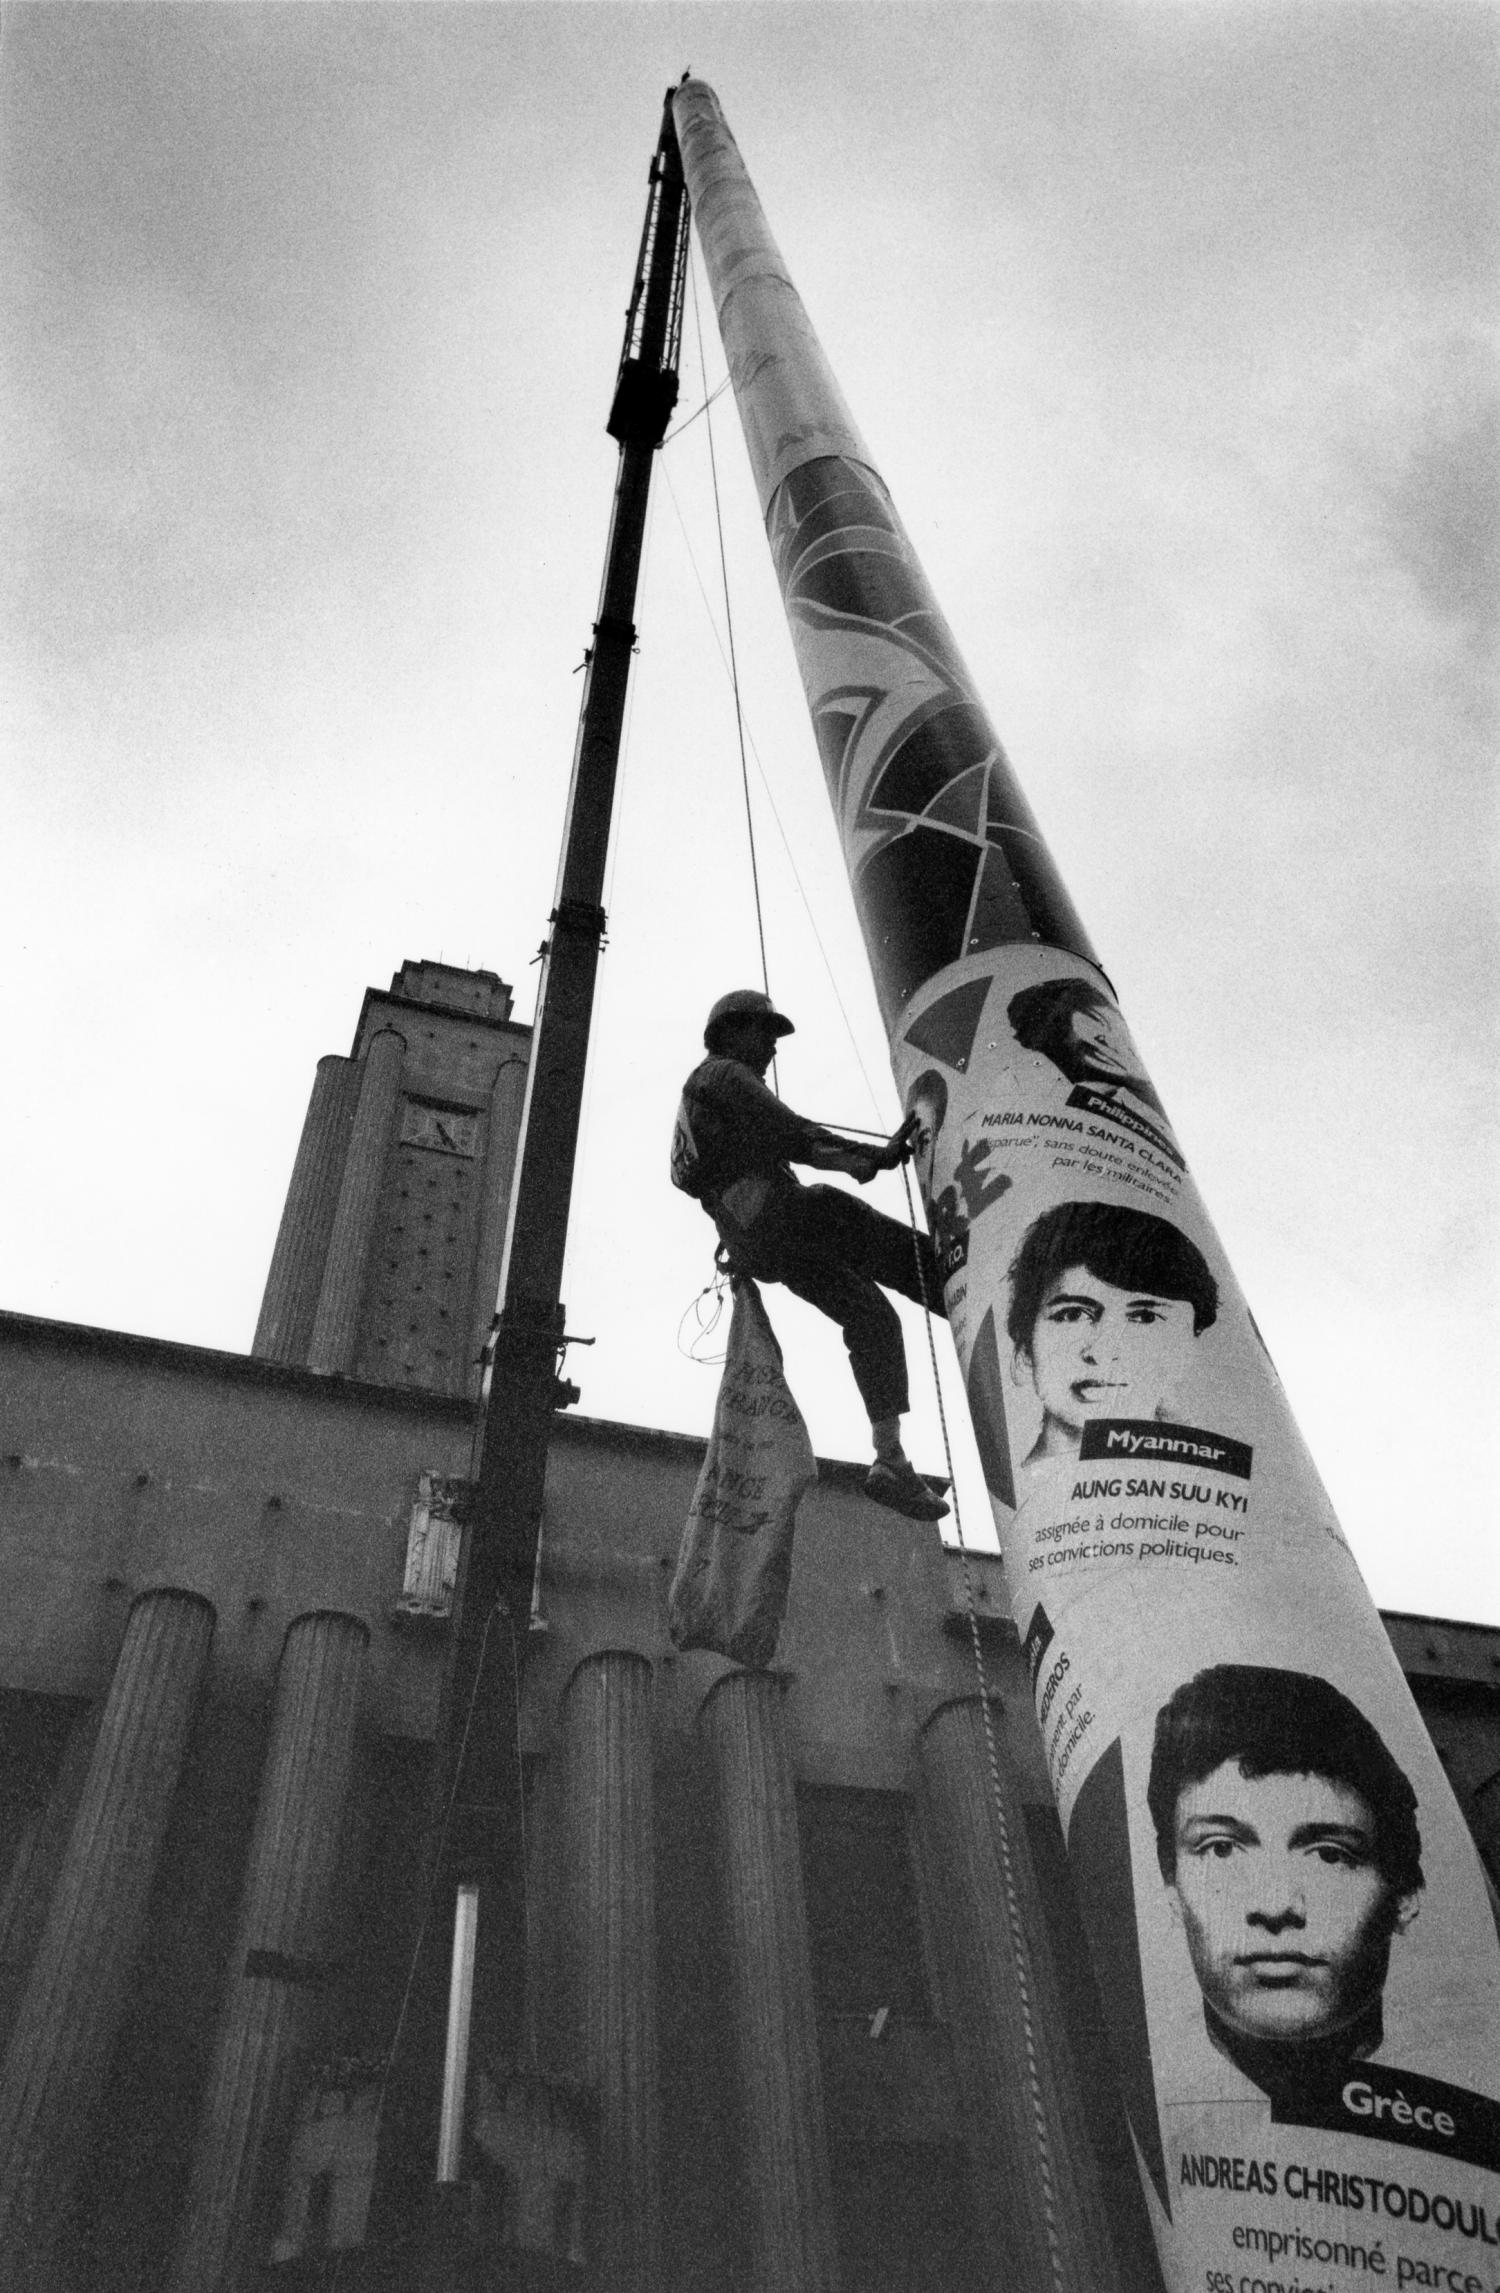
[0,961,1495,2292]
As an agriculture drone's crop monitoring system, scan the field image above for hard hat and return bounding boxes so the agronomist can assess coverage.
[704,988,795,1050]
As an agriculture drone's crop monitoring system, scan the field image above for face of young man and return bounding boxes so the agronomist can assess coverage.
[909,1087,944,1190]
[1166,1761,1406,2045]
[1022,1266,1198,1435]
[717,1016,781,1078]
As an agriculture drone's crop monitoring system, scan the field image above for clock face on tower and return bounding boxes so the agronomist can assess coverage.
[399,1101,480,1159]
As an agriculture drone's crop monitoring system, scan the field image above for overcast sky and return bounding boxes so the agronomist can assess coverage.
[3,1,1496,1624]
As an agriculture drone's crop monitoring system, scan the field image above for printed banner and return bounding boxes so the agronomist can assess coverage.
[891,946,1500,2290]
[667,1278,816,1670]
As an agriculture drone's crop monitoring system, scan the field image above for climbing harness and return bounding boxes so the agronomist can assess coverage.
[677,1264,731,1364]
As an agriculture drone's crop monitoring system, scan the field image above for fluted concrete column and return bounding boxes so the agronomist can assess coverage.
[0,1589,214,2289]
[171,1610,369,2293]
[699,1671,840,2293]
[306,1027,406,1374]
[918,1697,1119,2293]
[0,1702,98,2060]
[253,1055,360,1363]
[559,1652,660,2293]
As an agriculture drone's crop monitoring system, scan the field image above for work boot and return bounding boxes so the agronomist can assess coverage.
[864,1457,949,1523]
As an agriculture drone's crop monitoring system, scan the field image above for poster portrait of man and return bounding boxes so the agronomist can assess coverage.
[1146,1664,1424,2111]
[905,1068,1012,1284]
[906,1067,948,1196]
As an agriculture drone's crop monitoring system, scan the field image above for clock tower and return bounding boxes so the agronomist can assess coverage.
[252,961,530,1399]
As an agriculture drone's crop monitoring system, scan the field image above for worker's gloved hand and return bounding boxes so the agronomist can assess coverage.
[876,1113,919,1170]
[843,1115,918,1184]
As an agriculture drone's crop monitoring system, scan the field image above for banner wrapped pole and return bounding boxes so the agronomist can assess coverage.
[673,77,1500,2292]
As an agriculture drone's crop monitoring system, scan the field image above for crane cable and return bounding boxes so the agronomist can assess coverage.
[682,263,1067,2289]
[665,241,888,1119]
[655,441,886,1118]
[688,261,772,1024]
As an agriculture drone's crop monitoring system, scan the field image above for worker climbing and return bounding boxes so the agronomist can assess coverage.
[671,988,949,1522]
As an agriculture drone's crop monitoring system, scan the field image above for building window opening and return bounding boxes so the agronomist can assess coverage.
[552,2176,581,2259]
[304,2170,334,2253]
[1472,1764,1500,1884]
[796,1785,931,2020]
[832,2141,983,2293]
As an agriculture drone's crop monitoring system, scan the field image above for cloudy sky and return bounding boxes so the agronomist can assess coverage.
[4,1,1495,1623]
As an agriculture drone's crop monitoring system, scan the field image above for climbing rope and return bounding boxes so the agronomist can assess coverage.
[688,255,772,1022]
[669,284,1068,2274]
[656,444,889,1117]
[900,1162,1067,2291]
[662,257,890,1118]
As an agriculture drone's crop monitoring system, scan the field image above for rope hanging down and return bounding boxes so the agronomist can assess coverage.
[680,264,1068,2284]
[902,1163,1067,2293]
[689,258,771,1018]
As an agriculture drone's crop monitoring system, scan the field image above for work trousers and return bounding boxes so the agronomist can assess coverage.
[711,1180,940,1423]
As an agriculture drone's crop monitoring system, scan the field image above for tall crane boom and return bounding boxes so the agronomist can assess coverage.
[372,88,690,2242]
[463,91,687,1629]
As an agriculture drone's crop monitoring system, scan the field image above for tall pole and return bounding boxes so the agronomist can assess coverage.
[673,79,1500,2293]
[373,90,690,2243]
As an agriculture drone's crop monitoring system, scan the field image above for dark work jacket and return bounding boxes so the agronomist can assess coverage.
[670,1057,842,1208]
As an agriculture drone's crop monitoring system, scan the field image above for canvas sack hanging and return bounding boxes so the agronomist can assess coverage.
[667,1278,816,1669]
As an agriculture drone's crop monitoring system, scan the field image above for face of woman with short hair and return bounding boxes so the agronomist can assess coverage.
[1020,1266,1198,1442]
[1166,1763,1408,2044]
